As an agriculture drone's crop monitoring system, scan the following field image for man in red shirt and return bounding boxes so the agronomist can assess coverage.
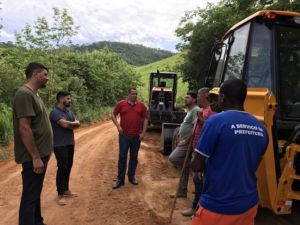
[111,88,148,189]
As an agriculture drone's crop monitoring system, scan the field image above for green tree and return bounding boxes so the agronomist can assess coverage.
[51,8,79,48]
[15,8,80,107]
[75,41,174,66]
[175,0,300,89]
[15,7,79,50]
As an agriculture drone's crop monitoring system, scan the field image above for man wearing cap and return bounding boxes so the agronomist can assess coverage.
[191,79,269,225]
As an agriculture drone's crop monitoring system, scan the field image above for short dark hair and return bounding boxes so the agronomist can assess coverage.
[25,62,48,79]
[128,87,137,94]
[56,91,71,102]
[187,91,197,99]
[198,87,210,96]
[220,79,247,105]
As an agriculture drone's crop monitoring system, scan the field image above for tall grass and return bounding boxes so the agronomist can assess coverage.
[0,103,13,146]
[0,103,13,161]
[76,106,112,124]
[0,149,12,161]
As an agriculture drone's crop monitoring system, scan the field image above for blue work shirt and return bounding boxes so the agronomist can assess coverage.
[195,110,269,214]
[50,106,76,147]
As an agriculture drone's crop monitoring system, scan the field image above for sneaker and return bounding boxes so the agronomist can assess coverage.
[57,195,67,206]
[64,190,78,198]
[169,192,187,198]
[181,208,194,217]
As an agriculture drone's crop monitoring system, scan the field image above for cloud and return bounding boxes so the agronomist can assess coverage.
[0,0,219,51]
[0,29,14,42]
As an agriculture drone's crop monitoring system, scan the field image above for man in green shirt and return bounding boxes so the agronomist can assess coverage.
[169,91,200,197]
[13,62,53,225]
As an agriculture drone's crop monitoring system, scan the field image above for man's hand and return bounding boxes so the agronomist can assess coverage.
[118,126,123,134]
[139,132,145,141]
[197,110,204,123]
[74,119,81,128]
[111,111,123,135]
[177,139,188,147]
[191,152,206,172]
[33,158,45,174]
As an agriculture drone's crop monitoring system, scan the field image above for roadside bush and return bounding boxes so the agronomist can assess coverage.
[76,106,112,124]
[0,47,140,161]
[0,103,13,146]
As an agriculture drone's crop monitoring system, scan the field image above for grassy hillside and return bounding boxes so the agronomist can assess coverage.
[135,52,188,106]
[74,41,174,66]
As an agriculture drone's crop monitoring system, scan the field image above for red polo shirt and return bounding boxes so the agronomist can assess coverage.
[113,100,148,136]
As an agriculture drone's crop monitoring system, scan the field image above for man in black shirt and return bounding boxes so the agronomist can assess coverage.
[50,91,80,205]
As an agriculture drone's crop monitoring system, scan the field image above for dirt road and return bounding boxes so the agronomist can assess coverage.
[0,121,299,225]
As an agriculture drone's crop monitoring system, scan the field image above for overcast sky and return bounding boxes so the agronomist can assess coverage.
[0,0,219,51]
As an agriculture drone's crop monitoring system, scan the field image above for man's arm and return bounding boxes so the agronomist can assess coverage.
[191,152,206,172]
[177,132,192,146]
[177,114,198,147]
[111,110,123,134]
[139,118,148,140]
[197,110,205,123]
[57,119,80,129]
[18,117,45,174]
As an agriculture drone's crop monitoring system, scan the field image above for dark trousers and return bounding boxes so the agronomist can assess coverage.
[192,172,203,210]
[19,155,49,225]
[169,145,190,195]
[118,133,141,181]
[54,145,74,195]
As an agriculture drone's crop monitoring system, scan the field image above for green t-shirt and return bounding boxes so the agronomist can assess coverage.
[13,86,53,164]
[179,105,200,140]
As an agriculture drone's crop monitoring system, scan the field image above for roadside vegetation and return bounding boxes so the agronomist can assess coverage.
[74,41,174,66]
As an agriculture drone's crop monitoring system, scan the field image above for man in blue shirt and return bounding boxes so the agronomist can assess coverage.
[191,79,269,225]
[50,91,80,206]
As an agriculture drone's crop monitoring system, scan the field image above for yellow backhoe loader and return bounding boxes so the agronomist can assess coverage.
[206,10,300,215]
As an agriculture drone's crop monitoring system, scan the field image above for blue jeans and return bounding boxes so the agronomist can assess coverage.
[118,133,141,181]
[192,172,203,210]
[19,155,49,225]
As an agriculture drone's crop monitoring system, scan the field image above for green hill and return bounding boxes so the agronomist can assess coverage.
[74,41,174,66]
[135,52,188,106]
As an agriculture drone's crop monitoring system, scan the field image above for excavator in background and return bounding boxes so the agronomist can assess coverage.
[148,71,186,154]
[206,10,300,215]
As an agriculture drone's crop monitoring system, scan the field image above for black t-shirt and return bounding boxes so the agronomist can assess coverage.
[50,106,76,147]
